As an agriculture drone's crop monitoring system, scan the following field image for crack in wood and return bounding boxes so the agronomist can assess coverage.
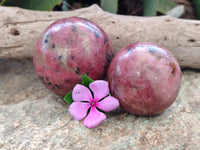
[2,19,55,26]
[0,45,23,50]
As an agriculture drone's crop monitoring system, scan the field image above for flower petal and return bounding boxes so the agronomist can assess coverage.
[72,84,92,102]
[89,80,109,100]
[69,102,91,121]
[96,96,119,112]
[83,106,106,128]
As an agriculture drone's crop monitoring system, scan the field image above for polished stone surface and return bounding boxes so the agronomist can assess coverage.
[0,59,200,149]
[34,17,113,97]
[107,43,182,116]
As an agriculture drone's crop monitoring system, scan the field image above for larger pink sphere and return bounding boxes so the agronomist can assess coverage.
[33,17,113,97]
[107,43,182,116]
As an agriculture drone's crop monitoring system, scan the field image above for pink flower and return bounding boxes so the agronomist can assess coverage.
[69,80,119,128]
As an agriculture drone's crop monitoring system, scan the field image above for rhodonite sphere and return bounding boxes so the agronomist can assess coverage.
[107,42,182,116]
[33,17,113,97]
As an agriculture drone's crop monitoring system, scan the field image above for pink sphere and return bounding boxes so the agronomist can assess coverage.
[107,43,182,116]
[33,17,113,97]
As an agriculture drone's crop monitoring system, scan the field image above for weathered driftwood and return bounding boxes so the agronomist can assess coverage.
[0,4,200,68]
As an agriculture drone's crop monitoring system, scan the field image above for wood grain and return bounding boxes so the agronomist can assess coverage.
[0,4,200,68]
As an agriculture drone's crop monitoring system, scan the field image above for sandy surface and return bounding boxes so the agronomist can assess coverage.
[0,59,200,150]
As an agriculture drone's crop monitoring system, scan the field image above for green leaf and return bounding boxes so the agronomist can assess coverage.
[100,0,118,14]
[143,0,176,16]
[82,74,94,88]
[1,0,62,11]
[193,0,200,19]
[64,74,94,105]
[64,91,73,105]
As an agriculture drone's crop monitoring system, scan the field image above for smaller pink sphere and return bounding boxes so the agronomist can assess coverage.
[107,43,182,116]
